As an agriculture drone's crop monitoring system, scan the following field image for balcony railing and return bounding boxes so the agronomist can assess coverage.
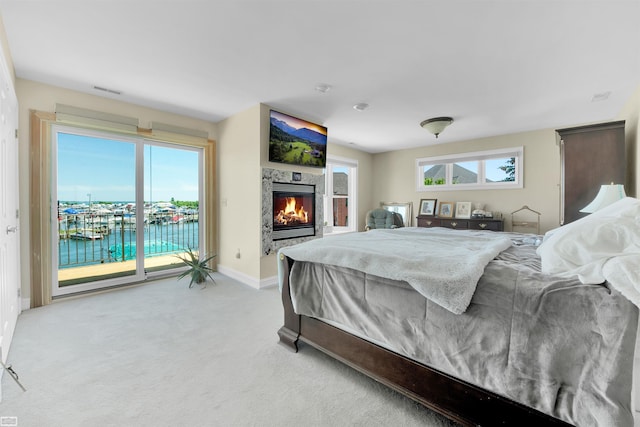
[57,211,199,268]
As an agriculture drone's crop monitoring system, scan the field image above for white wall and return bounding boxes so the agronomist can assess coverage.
[371,129,561,233]
[370,92,640,235]
[216,104,262,284]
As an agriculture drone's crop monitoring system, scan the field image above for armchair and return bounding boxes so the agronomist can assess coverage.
[365,208,404,231]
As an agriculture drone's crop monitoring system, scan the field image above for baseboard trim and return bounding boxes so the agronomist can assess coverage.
[217,265,277,290]
[21,298,30,311]
[260,275,278,289]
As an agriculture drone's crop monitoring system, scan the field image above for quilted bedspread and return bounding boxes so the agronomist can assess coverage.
[279,227,511,314]
[281,242,638,426]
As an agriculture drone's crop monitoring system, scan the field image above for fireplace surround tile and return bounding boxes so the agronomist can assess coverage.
[262,168,324,255]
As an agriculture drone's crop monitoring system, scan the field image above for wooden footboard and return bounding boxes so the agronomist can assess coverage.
[277,255,573,427]
[277,253,300,352]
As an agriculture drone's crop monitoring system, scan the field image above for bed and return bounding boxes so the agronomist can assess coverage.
[276,198,640,426]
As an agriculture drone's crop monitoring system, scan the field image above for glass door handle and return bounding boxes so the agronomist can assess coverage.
[6,225,17,234]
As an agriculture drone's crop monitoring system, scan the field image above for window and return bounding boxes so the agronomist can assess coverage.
[417,147,523,191]
[324,156,358,234]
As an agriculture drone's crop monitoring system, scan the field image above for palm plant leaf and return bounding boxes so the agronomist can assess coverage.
[175,247,217,288]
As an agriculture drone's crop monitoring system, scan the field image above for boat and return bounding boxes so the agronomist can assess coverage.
[70,229,103,240]
[170,215,185,224]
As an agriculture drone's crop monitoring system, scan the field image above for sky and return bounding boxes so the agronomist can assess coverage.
[271,110,327,135]
[457,159,511,181]
[485,158,512,181]
[57,132,200,203]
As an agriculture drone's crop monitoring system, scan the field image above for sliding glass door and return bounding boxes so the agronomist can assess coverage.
[52,126,203,296]
[143,143,201,273]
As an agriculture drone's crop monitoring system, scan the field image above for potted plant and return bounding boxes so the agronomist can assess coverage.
[176,247,217,288]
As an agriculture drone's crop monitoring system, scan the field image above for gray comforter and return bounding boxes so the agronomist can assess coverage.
[286,242,638,426]
[280,227,512,314]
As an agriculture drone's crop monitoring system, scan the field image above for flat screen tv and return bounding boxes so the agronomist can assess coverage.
[269,110,327,168]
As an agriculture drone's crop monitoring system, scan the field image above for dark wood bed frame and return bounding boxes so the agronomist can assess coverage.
[277,256,573,426]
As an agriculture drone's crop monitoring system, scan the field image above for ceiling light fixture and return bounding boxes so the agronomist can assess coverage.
[420,117,453,138]
[353,103,369,112]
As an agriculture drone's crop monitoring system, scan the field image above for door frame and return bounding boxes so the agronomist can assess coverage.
[51,125,206,296]
[0,44,21,383]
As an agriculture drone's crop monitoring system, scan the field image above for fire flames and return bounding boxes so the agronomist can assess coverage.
[274,197,309,225]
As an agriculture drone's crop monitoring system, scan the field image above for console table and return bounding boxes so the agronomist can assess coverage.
[417,216,504,232]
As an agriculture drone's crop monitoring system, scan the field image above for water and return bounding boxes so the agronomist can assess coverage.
[58,220,199,268]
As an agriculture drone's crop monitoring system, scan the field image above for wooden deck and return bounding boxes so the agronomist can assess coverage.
[58,253,184,282]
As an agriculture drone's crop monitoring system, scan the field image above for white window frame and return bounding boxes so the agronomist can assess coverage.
[324,155,358,235]
[416,147,523,192]
[50,125,205,296]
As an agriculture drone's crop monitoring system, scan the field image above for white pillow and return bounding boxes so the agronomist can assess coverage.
[536,197,640,284]
[541,227,560,242]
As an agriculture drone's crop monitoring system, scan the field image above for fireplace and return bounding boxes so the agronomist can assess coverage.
[272,182,315,240]
[262,168,324,255]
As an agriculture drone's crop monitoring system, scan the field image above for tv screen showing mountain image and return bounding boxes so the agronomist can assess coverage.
[269,110,327,168]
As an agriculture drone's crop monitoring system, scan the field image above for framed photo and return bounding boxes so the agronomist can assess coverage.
[455,201,472,219]
[438,201,454,218]
[418,199,437,216]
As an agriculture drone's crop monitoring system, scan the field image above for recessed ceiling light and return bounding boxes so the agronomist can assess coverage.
[591,91,611,102]
[353,103,369,112]
[315,83,332,94]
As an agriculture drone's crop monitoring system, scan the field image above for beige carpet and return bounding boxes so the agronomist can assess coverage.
[0,274,459,427]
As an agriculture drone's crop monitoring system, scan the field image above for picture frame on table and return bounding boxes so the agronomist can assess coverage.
[455,201,472,219]
[438,201,454,218]
[419,199,437,216]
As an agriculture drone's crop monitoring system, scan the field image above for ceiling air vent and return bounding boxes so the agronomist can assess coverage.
[93,86,121,95]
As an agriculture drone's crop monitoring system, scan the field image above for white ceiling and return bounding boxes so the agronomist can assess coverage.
[1,0,639,153]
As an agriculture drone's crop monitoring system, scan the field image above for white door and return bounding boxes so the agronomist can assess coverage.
[0,51,20,368]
